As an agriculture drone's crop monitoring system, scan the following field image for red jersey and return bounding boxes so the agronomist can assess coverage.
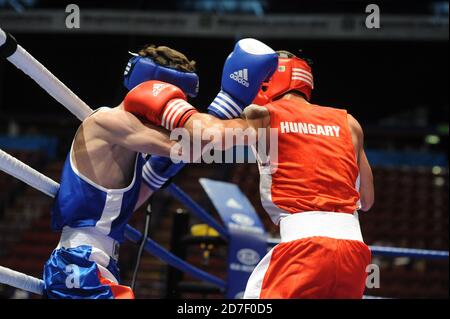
[258,99,361,224]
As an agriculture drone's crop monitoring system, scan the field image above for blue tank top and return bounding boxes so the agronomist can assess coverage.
[51,144,146,243]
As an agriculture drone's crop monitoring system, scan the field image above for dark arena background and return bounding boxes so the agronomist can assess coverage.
[0,0,448,299]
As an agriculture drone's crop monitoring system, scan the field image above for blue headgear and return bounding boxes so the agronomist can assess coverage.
[123,54,199,97]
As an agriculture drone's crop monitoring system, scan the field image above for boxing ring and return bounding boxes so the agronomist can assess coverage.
[0,28,448,298]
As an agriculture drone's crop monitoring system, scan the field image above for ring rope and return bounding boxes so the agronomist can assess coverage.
[0,148,59,198]
[0,27,93,121]
[167,184,230,240]
[0,266,44,295]
[125,224,226,289]
[369,245,449,260]
[266,238,449,259]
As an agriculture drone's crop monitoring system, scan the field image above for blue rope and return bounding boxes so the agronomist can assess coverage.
[268,238,448,260]
[166,184,229,240]
[124,224,226,290]
[370,245,449,260]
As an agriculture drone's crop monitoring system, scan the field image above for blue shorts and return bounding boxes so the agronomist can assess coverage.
[43,245,134,299]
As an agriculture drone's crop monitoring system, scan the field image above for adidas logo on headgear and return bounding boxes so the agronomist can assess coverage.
[230,68,250,87]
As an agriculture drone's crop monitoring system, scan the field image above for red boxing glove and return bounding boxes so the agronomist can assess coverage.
[124,80,198,130]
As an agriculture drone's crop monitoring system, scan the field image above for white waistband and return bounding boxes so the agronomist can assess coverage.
[279,211,364,243]
[57,226,120,261]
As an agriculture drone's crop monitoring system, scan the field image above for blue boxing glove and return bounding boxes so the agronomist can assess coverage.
[208,38,278,119]
[142,155,185,191]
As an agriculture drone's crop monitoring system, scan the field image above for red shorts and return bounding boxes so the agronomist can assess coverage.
[243,236,371,299]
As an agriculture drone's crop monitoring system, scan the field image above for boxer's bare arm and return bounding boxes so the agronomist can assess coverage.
[183,113,248,151]
[184,104,269,149]
[92,106,177,156]
[348,114,374,211]
[358,150,374,211]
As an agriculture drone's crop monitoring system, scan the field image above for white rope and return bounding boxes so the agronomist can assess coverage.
[0,28,92,295]
[0,266,44,295]
[0,148,58,198]
[0,27,93,121]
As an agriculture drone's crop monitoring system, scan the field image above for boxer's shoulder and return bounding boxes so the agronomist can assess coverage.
[89,105,133,128]
[311,103,348,114]
[347,113,363,136]
[79,106,138,147]
[242,104,270,119]
[242,104,270,128]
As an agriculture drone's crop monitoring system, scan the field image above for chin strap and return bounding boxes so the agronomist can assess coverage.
[131,202,152,293]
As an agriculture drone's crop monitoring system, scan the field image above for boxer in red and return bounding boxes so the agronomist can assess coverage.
[123,48,374,299]
[241,51,375,299]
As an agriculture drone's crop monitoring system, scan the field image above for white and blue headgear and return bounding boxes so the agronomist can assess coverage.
[123,53,199,97]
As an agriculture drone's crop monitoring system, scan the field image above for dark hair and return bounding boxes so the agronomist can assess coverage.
[276,50,297,58]
[277,50,313,67]
[138,44,197,73]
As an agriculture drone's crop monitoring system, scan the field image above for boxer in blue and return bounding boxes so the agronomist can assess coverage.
[44,39,277,299]
[43,45,198,299]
